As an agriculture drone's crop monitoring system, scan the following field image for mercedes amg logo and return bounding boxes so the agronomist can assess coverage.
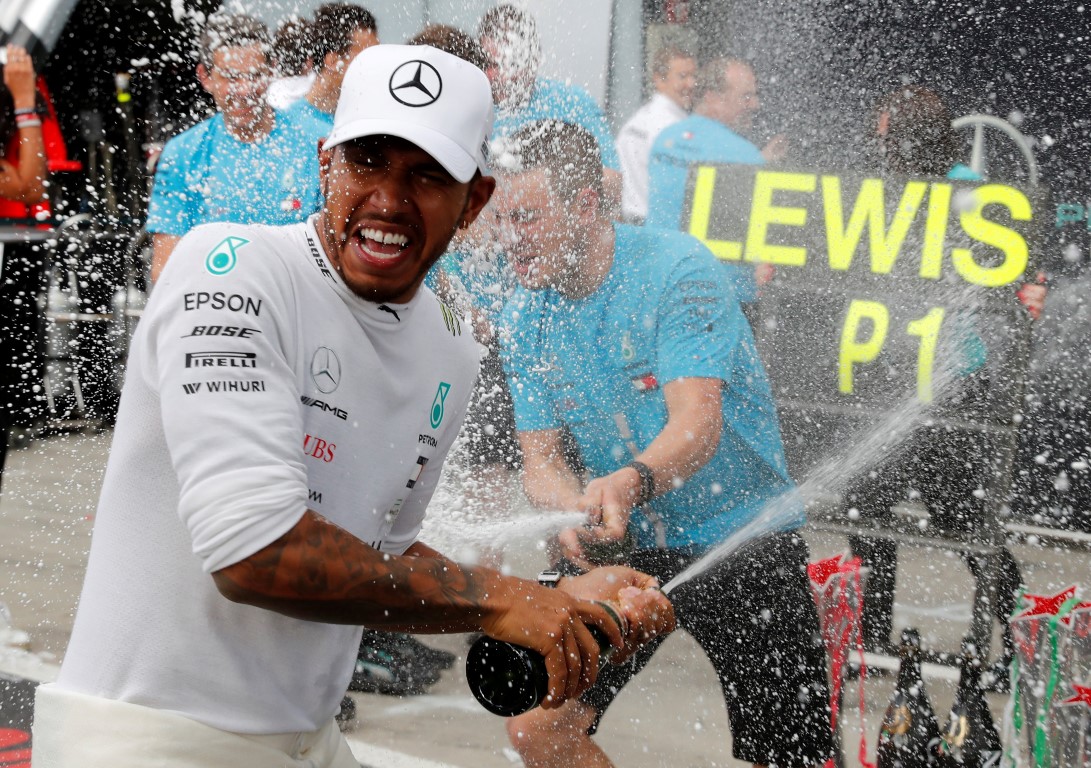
[310,347,342,394]
[389,60,442,107]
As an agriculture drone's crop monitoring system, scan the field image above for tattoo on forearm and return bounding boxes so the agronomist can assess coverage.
[216,512,495,626]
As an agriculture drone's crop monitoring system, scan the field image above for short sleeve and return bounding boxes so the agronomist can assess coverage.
[656,239,745,385]
[145,137,198,237]
[140,224,308,572]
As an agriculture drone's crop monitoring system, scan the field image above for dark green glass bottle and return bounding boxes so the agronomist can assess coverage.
[939,636,1003,767]
[877,627,946,768]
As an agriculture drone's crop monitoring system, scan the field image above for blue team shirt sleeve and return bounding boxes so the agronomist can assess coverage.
[655,239,742,385]
[146,136,197,236]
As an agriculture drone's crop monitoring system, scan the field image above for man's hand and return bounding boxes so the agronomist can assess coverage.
[560,566,676,663]
[478,578,623,709]
[3,46,37,110]
[556,468,639,567]
[1017,272,1047,321]
[761,133,789,164]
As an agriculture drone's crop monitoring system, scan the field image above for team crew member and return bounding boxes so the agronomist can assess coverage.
[497,121,831,768]
[478,3,622,205]
[645,57,783,303]
[615,46,696,222]
[146,14,330,281]
[284,3,379,125]
[32,46,674,767]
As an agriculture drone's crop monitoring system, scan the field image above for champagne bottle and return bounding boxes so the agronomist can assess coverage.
[465,601,626,717]
[939,637,1003,767]
[877,627,946,768]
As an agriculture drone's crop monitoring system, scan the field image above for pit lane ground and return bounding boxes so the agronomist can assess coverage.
[2,428,1088,767]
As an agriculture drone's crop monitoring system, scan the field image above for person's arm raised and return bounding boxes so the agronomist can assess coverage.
[0,45,46,203]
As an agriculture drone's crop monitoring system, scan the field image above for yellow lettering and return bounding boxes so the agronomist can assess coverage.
[687,166,743,261]
[920,183,952,280]
[825,177,881,271]
[823,177,927,274]
[839,300,889,394]
[744,171,815,266]
[906,308,945,402]
[951,185,1032,287]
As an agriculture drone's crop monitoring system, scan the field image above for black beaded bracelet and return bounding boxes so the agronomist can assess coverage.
[627,460,656,507]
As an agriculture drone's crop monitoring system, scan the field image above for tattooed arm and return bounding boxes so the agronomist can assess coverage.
[212,508,639,706]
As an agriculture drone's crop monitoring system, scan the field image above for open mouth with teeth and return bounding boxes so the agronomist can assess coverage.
[353,225,412,264]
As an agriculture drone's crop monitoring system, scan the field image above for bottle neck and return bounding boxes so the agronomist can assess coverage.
[897,651,923,691]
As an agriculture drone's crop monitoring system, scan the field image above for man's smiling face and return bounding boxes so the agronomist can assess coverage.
[317,135,494,304]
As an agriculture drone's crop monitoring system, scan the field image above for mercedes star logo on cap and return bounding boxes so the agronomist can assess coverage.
[389,60,443,107]
[311,347,342,394]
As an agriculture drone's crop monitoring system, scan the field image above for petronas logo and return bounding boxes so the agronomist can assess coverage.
[439,302,462,336]
[430,382,451,429]
[206,236,250,275]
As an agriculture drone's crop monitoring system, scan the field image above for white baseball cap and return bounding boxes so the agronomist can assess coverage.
[323,44,494,183]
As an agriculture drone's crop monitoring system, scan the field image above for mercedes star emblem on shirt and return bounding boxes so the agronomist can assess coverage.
[311,347,342,394]
[389,60,443,107]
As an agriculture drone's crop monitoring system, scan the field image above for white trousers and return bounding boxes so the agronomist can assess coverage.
[31,684,359,768]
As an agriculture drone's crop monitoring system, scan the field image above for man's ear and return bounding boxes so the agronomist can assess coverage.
[318,144,334,199]
[460,174,498,229]
[575,186,601,221]
[197,63,212,93]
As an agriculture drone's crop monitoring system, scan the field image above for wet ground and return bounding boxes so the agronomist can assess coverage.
[2,428,1089,766]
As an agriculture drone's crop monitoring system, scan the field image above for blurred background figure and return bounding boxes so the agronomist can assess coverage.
[0,42,48,494]
[145,13,328,281]
[873,84,978,180]
[616,45,696,223]
[646,57,777,305]
[844,85,1028,689]
[477,3,622,209]
[0,44,47,206]
[287,3,379,122]
[266,16,315,110]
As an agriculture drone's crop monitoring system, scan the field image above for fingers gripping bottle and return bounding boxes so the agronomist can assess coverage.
[465,600,627,717]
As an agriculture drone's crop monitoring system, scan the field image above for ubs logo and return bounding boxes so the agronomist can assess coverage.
[311,347,341,394]
[389,60,442,107]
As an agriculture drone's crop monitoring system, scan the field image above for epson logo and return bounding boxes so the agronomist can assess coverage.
[184,351,257,368]
[418,434,437,448]
[183,291,262,317]
[300,395,348,421]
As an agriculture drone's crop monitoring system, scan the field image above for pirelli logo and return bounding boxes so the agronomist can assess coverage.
[439,302,462,337]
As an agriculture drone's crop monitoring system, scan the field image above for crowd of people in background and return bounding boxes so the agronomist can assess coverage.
[2,2,1084,766]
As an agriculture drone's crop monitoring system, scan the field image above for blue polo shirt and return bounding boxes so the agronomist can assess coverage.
[146,107,329,236]
[493,77,620,170]
[282,98,334,131]
[645,116,765,301]
[501,223,802,551]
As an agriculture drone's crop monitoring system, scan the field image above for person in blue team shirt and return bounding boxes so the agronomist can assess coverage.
[146,14,330,281]
[497,121,831,768]
[645,57,786,304]
[846,85,1041,690]
[282,3,379,126]
[477,4,621,206]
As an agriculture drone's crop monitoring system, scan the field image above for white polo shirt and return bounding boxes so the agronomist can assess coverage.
[616,92,688,221]
[56,218,479,734]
